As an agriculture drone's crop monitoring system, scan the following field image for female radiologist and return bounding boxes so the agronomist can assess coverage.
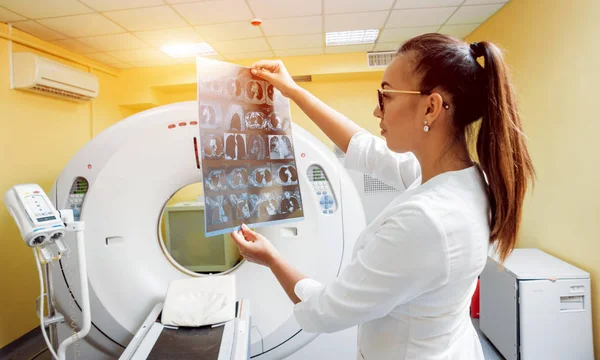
[230,33,535,359]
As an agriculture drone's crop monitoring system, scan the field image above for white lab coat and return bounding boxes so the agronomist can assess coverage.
[293,131,489,359]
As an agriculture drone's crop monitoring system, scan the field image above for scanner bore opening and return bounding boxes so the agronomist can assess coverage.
[157,182,245,276]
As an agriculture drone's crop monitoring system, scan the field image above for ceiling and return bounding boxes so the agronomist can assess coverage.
[0,0,509,69]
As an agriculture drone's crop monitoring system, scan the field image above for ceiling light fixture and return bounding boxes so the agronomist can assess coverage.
[160,42,217,58]
[326,29,380,46]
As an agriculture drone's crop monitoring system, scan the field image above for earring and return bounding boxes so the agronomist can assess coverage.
[424,120,430,133]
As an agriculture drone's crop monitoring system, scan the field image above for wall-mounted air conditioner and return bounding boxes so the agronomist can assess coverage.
[12,52,99,101]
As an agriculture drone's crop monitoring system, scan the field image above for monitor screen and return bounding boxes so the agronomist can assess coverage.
[164,204,240,273]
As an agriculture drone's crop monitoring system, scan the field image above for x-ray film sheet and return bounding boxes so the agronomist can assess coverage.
[197,59,304,237]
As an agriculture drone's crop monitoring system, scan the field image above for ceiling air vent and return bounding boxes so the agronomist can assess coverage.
[367,51,395,68]
[292,75,312,82]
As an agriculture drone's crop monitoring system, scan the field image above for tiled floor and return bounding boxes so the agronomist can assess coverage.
[4,321,504,360]
[0,326,51,360]
[28,349,52,360]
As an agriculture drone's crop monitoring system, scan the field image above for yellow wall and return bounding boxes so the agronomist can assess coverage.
[468,0,600,355]
[0,24,126,348]
[294,76,382,147]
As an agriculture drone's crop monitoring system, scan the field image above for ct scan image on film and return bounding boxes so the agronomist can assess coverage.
[197,59,304,237]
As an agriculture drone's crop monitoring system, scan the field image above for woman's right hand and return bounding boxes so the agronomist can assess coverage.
[251,61,362,155]
[251,60,300,98]
[230,224,281,268]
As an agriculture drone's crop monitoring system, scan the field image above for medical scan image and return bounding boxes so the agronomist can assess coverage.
[210,81,222,95]
[245,111,266,130]
[278,190,302,215]
[225,104,245,131]
[226,78,243,99]
[248,193,278,219]
[197,62,304,236]
[199,80,223,97]
[245,80,265,103]
[225,133,247,160]
[205,169,228,191]
[202,134,224,160]
[269,135,294,160]
[274,163,298,185]
[266,83,274,105]
[246,134,267,160]
[198,80,210,94]
[267,112,289,131]
[198,103,221,129]
[224,194,251,221]
[249,165,273,188]
[205,196,229,225]
[227,167,248,189]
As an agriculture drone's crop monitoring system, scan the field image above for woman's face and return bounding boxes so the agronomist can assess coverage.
[373,55,426,154]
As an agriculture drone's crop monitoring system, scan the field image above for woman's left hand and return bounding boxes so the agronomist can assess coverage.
[230,224,281,267]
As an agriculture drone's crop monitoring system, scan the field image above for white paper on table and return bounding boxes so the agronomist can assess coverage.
[161,275,236,327]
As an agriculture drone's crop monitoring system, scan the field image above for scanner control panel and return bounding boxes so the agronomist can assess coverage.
[306,164,337,215]
[67,177,89,221]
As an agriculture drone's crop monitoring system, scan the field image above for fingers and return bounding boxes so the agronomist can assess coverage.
[250,60,282,82]
[230,230,250,249]
[231,225,257,243]
[241,223,258,238]
[251,67,275,82]
[251,60,281,72]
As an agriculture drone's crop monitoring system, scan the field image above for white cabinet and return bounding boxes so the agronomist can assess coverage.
[480,248,594,359]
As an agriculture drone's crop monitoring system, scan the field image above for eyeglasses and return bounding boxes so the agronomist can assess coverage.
[377,88,450,112]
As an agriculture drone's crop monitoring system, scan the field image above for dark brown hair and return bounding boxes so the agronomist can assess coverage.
[398,33,535,263]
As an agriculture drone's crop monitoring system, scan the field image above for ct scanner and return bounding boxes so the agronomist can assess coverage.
[48,101,367,359]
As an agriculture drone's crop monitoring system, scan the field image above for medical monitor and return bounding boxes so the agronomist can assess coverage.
[163,202,241,273]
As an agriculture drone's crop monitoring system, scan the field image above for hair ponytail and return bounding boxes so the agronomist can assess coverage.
[475,42,535,263]
[399,34,535,263]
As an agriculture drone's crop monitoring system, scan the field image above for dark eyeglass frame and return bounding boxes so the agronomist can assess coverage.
[377,88,450,112]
